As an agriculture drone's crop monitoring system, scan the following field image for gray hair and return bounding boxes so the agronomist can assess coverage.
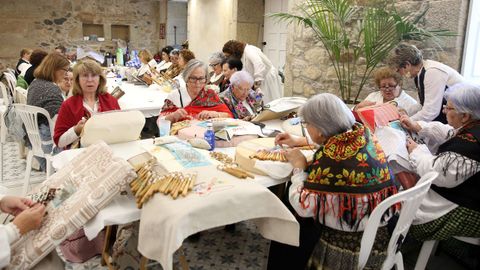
[181,59,209,81]
[387,43,423,69]
[170,49,180,56]
[209,52,226,65]
[229,70,254,87]
[445,82,480,120]
[300,93,355,137]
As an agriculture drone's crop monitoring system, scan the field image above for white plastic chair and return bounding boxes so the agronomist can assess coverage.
[414,236,480,270]
[0,82,10,183]
[358,171,438,270]
[13,104,55,195]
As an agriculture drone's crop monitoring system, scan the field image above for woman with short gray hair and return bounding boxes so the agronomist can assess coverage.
[208,52,226,86]
[387,43,464,123]
[159,59,233,123]
[268,93,398,270]
[399,82,480,245]
[220,70,263,120]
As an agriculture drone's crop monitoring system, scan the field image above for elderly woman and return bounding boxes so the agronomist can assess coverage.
[156,46,174,72]
[399,82,480,243]
[220,57,243,93]
[27,52,70,169]
[208,52,226,86]
[164,49,182,79]
[54,59,120,149]
[220,70,263,120]
[223,40,283,103]
[355,67,420,115]
[268,93,398,270]
[388,43,464,123]
[159,59,233,123]
[137,49,157,77]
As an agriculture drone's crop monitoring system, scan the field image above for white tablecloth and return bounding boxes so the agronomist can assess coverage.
[51,120,300,270]
[107,78,169,118]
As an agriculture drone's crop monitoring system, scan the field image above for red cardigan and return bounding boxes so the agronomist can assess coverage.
[53,94,121,145]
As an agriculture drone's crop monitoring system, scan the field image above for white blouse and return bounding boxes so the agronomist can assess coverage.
[409,121,480,224]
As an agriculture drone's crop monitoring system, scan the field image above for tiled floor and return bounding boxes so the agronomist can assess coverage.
[2,137,475,270]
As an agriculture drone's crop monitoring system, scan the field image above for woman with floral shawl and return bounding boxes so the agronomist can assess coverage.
[268,93,398,270]
[159,59,233,123]
[220,70,263,120]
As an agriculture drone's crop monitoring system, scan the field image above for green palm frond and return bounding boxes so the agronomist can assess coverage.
[269,0,454,103]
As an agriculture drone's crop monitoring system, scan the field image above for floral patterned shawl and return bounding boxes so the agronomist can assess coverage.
[219,86,263,119]
[302,123,398,229]
[160,88,233,120]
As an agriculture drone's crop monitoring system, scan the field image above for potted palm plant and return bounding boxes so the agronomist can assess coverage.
[271,0,454,103]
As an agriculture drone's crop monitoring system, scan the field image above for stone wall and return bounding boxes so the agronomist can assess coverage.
[237,0,265,48]
[0,0,167,70]
[283,0,470,99]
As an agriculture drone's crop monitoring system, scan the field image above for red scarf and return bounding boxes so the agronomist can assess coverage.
[160,88,233,119]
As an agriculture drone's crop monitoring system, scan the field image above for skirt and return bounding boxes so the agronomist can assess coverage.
[410,206,480,241]
[307,226,389,270]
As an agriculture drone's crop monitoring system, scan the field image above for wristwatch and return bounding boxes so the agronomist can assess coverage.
[292,167,304,175]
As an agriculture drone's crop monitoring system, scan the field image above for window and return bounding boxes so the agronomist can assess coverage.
[111,25,130,41]
[82,23,104,40]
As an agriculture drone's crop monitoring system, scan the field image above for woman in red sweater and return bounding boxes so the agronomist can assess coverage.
[54,59,120,149]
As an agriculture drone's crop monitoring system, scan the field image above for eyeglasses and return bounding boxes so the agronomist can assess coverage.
[209,63,220,67]
[380,84,398,91]
[187,76,207,83]
[442,105,456,112]
[233,85,251,92]
[300,119,307,137]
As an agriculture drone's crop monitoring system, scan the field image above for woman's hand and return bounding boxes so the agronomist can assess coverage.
[275,133,307,147]
[400,114,421,133]
[74,118,87,136]
[165,109,191,122]
[284,149,307,170]
[354,100,376,111]
[12,203,46,235]
[0,196,34,216]
[406,138,418,153]
[197,110,219,120]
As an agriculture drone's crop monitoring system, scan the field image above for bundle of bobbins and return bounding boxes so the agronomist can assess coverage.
[250,149,288,162]
[29,188,59,205]
[210,151,254,179]
[130,160,197,208]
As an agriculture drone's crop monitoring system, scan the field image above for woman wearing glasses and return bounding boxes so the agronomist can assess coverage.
[354,67,420,115]
[220,70,263,120]
[208,52,226,86]
[399,83,480,243]
[268,93,398,270]
[387,43,464,123]
[159,60,233,123]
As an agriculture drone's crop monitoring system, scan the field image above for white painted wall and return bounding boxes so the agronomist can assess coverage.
[188,0,238,63]
[167,1,188,47]
[462,0,480,84]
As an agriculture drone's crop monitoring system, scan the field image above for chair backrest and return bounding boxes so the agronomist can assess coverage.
[15,86,28,104]
[358,171,438,270]
[13,104,55,158]
[2,71,17,99]
[0,82,10,105]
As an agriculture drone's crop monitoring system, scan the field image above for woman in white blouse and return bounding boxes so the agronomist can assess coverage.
[354,67,420,115]
[388,43,464,123]
[400,82,480,242]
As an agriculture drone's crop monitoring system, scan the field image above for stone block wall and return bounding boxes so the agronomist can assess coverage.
[283,0,470,99]
[0,0,166,70]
